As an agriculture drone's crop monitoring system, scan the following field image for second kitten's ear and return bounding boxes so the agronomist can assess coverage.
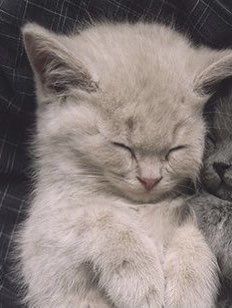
[194,51,232,96]
[22,23,98,96]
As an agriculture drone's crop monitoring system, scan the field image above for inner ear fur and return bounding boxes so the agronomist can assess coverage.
[22,23,98,95]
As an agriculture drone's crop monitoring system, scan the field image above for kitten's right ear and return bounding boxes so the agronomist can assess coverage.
[22,23,98,96]
[194,51,232,96]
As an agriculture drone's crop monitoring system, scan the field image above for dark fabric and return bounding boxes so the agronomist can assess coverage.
[1,1,232,307]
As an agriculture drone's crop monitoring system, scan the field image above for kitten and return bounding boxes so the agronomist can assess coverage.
[189,85,232,307]
[17,22,232,307]
[203,85,232,201]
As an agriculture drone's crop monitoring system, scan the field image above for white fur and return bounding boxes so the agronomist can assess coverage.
[16,22,232,307]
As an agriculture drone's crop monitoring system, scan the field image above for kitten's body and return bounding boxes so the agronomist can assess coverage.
[21,186,212,308]
[190,194,232,307]
[17,22,232,307]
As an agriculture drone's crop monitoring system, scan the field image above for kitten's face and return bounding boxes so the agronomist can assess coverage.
[202,94,232,201]
[39,86,205,203]
[97,98,204,202]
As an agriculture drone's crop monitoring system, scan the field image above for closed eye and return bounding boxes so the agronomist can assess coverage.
[207,135,216,145]
[165,145,187,160]
[112,142,135,157]
[205,135,216,153]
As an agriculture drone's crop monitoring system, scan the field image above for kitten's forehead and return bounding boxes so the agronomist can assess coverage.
[212,99,232,140]
[109,97,192,151]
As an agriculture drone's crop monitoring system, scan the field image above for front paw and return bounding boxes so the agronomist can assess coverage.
[164,224,218,308]
[80,300,111,308]
[139,288,164,308]
[79,290,112,308]
[100,256,164,308]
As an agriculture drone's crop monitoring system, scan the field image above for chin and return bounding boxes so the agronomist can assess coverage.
[117,187,166,203]
[125,192,155,203]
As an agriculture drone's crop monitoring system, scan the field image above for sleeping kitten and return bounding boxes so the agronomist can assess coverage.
[17,22,232,307]
[189,85,232,307]
[203,86,232,201]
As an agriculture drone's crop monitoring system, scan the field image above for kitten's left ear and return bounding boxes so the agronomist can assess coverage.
[22,23,98,96]
[194,51,232,96]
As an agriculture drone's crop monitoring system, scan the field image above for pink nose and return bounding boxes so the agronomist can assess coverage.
[137,177,162,191]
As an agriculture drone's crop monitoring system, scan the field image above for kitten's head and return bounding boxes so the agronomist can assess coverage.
[202,85,232,201]
[23,23,232,202]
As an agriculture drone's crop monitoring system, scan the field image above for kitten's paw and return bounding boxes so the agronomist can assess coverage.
[164,224,218,308]
[77,290,112,308]
[98,237,165,308]
[80,301,111,308]
[102,264,164,308]
[139,288,164,308]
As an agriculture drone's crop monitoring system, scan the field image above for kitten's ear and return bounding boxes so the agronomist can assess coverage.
[194,51,232,96]
[22,23,98,95]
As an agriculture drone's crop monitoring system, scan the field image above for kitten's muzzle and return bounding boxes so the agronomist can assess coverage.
[213,162,232,186]
[202,161,232,200]
[213,162,230,179]
[137,176,162,191]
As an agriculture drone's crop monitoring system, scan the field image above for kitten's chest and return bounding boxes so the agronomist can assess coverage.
[136,198,185,250]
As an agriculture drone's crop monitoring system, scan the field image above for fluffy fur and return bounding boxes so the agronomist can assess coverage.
[16,22,232,307]
[189,85,232,307]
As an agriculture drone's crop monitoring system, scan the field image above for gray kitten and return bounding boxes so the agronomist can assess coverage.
[17,22,232,307]
[189,86,232,307]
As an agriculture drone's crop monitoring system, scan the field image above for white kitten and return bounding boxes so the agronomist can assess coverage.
[16,22,232,307]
